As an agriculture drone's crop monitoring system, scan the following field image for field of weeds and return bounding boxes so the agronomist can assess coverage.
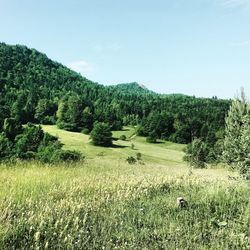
[0,160,249,249]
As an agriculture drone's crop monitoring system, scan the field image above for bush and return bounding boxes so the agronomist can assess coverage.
[0,122,82,163]
[0,133,13,159]
[42,115,56,125]
[90,122,113,147]
[3,118,23,141]
[15,124,44,158]
[81,128,90,135]
[41,132,60,147]
[136,152,142,161]
[127,156,136,164]
[55,150,82,162]
[37,141,62,163]
[146,132,157,143]
[119,135,127,141]
[183,139,207,168]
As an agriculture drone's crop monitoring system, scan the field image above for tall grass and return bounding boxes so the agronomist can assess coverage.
[0,160,249,249]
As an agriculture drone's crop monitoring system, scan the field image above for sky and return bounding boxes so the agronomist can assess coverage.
[0,0,250,98]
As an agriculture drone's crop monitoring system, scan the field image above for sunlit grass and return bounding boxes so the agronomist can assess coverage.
[42,125,186,164]
[0,126,249,249]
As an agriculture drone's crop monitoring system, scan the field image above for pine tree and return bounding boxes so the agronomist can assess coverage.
[223,89,250,178]
[90,122,113,147]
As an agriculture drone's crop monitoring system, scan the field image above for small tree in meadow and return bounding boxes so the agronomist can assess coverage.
[184,138,207,168]
[90,122,113,147]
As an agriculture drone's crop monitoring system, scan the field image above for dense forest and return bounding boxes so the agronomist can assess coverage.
[0,43,231,162]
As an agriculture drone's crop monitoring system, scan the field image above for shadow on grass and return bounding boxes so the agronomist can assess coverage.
[148,141,165,144]
[110,144,128,148]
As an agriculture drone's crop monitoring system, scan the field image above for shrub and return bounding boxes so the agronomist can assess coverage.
[41,132,60,147]
[90,122,112,147]
[37,141,62,163]
[126,156,136,164]
[3,118,23,141]
[119,135,127,141]
[183,139,207,168]
[15,124,44,158]
[55,150,82,162]
[146,132,157,143]
[0,133,13,159]
[136,152,142,161]
[81,128,90,135]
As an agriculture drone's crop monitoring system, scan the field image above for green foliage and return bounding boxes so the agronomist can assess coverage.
[146,132,157,143]
[37,143,61,163]
[0,43,230,151]
[81,128,90,135]
[90,122,113,147]
[119,134,127,141]
[15,124,44,159]
[0,122,82,163]
[136,152,142,161]
[55,150,82,162]
[35,99,57,124]
[0,133,13,159]
[223,90,250,178]
[184,139,207,168]
[56,95,94,132]
[126,156,137,164]
[3,118,22,141]
[38,146,82,163]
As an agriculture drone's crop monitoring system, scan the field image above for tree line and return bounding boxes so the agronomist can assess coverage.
[0,43,231,163]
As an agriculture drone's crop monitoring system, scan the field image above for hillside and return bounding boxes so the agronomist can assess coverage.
[0,42,231,163]
[0,43,249,250]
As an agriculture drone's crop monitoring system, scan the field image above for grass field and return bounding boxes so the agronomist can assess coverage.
[0,126,249,249]
[41,125,186,165]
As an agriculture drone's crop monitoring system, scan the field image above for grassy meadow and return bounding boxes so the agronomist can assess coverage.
[0,126,249,249]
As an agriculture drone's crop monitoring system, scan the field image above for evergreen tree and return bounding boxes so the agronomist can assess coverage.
[90,122,113,147]
[223,90,249,166]
[35,99,57,124]
[3,118,23,141]
[184,138,207,168]
[0,133,13,159]
[223,90,250,178]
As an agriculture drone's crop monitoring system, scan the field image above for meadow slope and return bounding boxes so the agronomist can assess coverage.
[0,126,249,249]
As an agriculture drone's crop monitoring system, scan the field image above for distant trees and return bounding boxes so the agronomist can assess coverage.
[0,42,232,162]
[56,95,94,132]
[90,122,113,147]
[35,99,57,124]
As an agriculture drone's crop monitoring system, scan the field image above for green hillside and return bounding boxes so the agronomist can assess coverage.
[41,125,232,180]
[0,42,230,164]
[42,125,186,164]
[0,43,249,250]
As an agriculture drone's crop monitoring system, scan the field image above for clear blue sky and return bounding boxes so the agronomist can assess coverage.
[1,0,250,98]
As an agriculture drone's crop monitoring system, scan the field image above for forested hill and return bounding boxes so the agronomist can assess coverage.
[0,42,230,162]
